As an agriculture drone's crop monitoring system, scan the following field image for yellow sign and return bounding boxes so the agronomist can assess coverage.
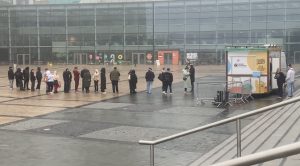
[247,50,268,75]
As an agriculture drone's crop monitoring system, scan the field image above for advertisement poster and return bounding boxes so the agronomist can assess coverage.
[228,76,268,94]
[227,49,268,75]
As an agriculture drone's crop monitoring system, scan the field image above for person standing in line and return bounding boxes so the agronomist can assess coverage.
[81,68,89,92]
[100,67,107,94]
[47,71,54,94]
[286,64,295,98]
[15,68,24,91]
[163,68,173,94]
[23,67,30,90]
[183,66,191,94]
[93,69,100,92]
[8,66,14,90]
[73,67,80,92]
[129,69,137,94]
[53,71,60,93]
[36,67,42,90]
[63,68,72,93]
[274,68,285,99]
[30,69,36,92]
[189,64,195,93]
[44,68,50,93]
[145,68,155,94]
[158,67,166,93]
[110,67,120,93]
[82,69,91,93]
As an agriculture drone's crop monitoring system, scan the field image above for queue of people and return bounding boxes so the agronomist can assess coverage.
[7,64,197,95]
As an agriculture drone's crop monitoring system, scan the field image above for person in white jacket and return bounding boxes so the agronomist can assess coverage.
[286,64,295,98]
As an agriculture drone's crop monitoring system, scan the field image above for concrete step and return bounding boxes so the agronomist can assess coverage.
[259,110,300,166]
[189,107,283,166]
[189,91,300,166]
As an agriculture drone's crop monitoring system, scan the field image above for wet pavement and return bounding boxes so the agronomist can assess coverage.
[0,64,299,166]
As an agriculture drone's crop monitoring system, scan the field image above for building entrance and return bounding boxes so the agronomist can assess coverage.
[16,54,31,65]
[132,53,146,65]
[73,53,88,65]
[164,53,172,65]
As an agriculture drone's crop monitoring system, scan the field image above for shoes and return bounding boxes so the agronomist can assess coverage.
[102,92,106,94]
[162,91,167,95]
[170,92,173,95]
[277,96,282,99]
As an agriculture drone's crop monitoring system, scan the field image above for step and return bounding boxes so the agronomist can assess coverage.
[189,91,300,166]
[260,112,300,166]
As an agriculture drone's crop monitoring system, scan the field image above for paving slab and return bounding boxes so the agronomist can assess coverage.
[0,105,65,117]
[0,116,24,125]
[1,119,69,131]
[80,126,182,142]
[82,102,134,109]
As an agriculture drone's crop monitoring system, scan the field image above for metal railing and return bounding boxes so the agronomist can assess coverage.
[211,141,300,166]
[139,96,300,166]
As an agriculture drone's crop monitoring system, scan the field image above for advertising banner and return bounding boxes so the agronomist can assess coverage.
[227,49,268,75]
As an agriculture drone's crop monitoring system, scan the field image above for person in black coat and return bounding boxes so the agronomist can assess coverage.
[100,67,106,94]
[23,67,30,90]
[81,68,89,92]
[15,68,24,91]
[163,68,173,94]
[30,69,36,91]
[63,68,72,93]
[189,64,195,93]
[274,68,286,98]
[82,69,91,93]
[36,67,42,90]
[8,67,14,89]
[128,69,137,94]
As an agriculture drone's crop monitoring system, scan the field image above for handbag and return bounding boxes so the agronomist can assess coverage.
[183,76,187,81]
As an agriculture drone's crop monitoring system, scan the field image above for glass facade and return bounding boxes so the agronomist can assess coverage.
[0,0,300,65]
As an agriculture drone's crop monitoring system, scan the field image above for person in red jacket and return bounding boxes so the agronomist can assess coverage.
[73,66,80,92]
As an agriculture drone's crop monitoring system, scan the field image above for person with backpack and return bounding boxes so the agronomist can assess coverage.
[8,66,14,90]
[163,68,173,94]
[145,67,155,94]
[15,68,24,91]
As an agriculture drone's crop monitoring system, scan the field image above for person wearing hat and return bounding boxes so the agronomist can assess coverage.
[145,67,155,94]
[286,64,295,98]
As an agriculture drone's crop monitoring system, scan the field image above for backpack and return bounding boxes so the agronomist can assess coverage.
[158,73,163,81]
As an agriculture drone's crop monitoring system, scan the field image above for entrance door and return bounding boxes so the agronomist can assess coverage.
[16,54,30,65]
[164,53,172,65]
[132,53,146,65]
[73,53,88,65]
